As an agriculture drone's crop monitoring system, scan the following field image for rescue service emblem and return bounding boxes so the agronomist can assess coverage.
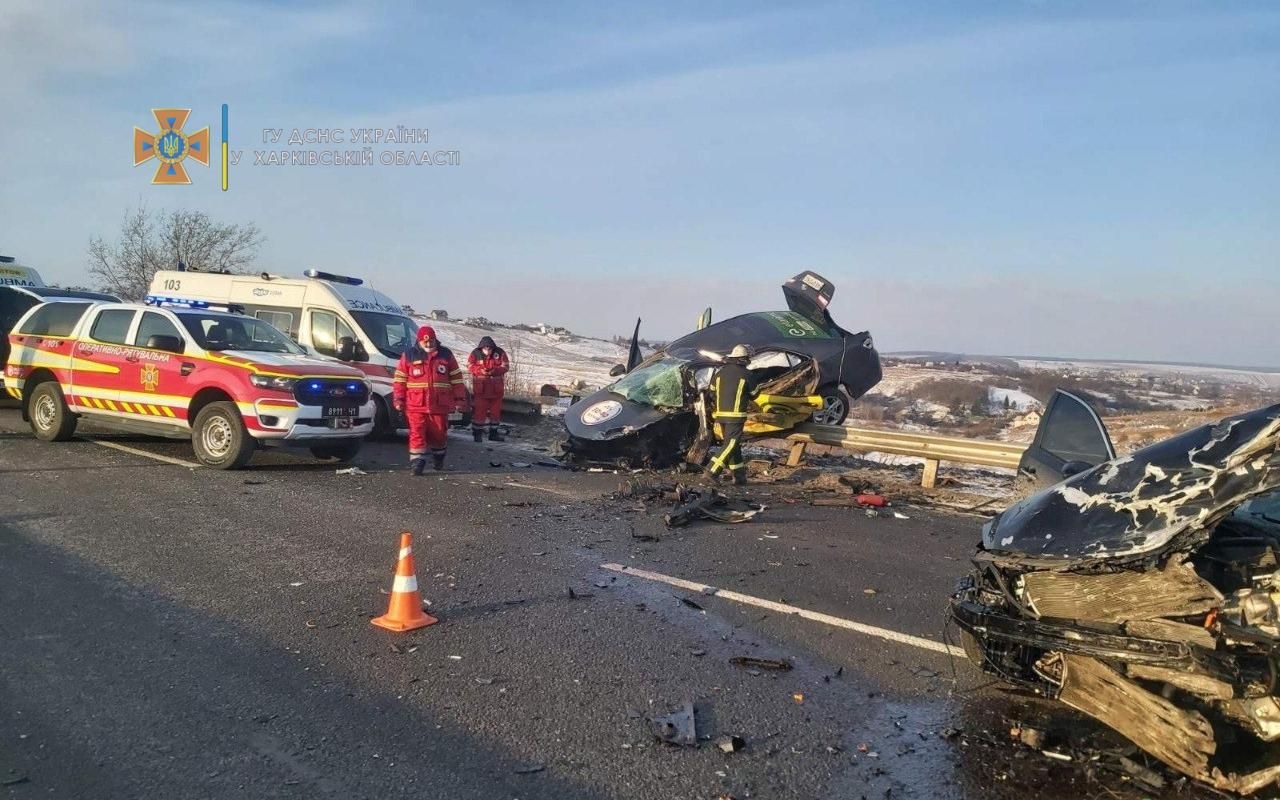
[140,363,160,391]
[436,364,447,374]
[580,400,622,426]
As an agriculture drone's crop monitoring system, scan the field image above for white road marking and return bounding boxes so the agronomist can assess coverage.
[600,563,964,657]
[88,439,201,469]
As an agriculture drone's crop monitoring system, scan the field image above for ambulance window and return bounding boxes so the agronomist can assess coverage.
[309,310,356,357]
[17,302,91,336]
[255,310,294,338]
[133,312,184,348]
[90,309,136,345]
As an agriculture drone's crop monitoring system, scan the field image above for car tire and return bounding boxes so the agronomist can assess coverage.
[811,385,849,426]
[191,401,255,469]
[28,381,77,442]
[372,395,397,439]
[310,441,362,462]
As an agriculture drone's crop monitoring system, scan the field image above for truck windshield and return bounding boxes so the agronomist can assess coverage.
[179,313,305,354]
[350,311,417,359]
[610,357,687,408]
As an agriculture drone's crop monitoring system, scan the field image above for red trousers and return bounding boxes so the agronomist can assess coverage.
[407,411,449,459]
[472,396,503,425]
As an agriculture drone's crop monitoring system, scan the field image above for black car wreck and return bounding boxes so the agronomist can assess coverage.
[561,272,882,469]
[949,390,1280,794]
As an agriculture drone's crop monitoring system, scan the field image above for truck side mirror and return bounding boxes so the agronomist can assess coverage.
[145,334,185,354]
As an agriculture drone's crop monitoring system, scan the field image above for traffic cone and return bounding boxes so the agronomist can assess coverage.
[371,532,439,632]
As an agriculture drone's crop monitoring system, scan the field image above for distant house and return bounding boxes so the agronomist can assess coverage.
[429,309,449,320]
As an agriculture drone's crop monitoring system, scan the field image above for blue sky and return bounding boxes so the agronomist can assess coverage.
[1,1,1276,365]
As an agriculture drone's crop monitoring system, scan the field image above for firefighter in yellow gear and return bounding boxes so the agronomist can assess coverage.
[708,344,752,485]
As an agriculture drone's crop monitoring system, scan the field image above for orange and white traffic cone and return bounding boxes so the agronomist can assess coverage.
[371,532,439,632]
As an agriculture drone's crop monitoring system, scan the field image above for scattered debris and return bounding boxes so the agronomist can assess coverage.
[792,693,805,704]
[510,462,532,468]
[716,735,746,754]
[648,700,698,747]
[1010,725,1045,750]
[664,486,766,528]
[729,656,793,672]
[513,764,546,775]
[679,596,705,611]
[334,466,368,476]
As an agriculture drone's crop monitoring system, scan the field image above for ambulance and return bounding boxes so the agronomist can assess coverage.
[149,268,420,435]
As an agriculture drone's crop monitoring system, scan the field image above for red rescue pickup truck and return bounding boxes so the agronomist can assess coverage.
[3,297,375,468]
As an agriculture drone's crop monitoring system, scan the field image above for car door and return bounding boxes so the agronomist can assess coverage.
[123,310,190,423]
[1017,389,1116,491]
[70,307,138,414]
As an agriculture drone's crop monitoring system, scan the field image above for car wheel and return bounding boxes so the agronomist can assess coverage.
[191,401,255,469]
[811,386,849,426]
[372,395,397,439]
[28,381,77,442]
[310,441,362,462]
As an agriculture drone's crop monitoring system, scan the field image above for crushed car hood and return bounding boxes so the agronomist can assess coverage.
[985,404,1280,562]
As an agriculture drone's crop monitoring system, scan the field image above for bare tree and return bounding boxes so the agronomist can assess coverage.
[87,207,264,300]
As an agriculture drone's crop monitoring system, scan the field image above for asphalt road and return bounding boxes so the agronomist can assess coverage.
[0,408,1217,799]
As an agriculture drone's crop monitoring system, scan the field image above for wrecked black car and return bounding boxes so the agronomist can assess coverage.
[562,272,881,468]
[949,390,1280,794]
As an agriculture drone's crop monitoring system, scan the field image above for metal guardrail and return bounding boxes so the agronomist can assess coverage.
[785,422,1027,488]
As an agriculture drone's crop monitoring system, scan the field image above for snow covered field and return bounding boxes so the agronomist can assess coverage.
[411,318,636,393]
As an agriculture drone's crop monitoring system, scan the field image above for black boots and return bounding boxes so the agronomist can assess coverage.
[488,427,502,442]
[432,453,446,471]
[473,428,484,443]
[410,458,426,476]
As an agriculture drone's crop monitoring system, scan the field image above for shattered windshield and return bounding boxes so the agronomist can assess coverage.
[610,357,687,408]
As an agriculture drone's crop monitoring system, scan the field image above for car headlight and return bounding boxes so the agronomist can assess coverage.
[250,374,298,392]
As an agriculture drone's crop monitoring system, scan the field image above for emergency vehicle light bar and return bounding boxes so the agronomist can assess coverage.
[303,269,363,286]
[145,295,245,314]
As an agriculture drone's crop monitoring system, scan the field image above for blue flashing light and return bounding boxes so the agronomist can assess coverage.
[303,269,364,286]
[146,295,210,309]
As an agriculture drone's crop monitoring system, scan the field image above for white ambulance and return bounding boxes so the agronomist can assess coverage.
[148,268,420,435]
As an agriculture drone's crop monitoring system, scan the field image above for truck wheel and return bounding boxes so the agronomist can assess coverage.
[191,401,255,469]
[28,382,77,442]
[310,441,362,462]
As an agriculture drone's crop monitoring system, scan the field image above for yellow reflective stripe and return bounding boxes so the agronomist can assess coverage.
[147,404,161,415]
[734,379,745,412]
[161,406,176,417]
[120,402,135,412]
[713,411,748,419]
[103,399,119,411]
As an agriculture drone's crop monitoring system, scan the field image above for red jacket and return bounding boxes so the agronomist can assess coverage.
[467,348,509,400]
[394,345,467,414]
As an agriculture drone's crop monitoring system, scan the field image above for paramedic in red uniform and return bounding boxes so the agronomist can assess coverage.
[467,335,509,442]
[393,326,468,474]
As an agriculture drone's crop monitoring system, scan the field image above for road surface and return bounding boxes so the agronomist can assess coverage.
[0,408,1211,799]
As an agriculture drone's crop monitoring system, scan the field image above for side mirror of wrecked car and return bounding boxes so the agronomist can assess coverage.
[145,334,185,354]
[609,364,626,377]
[1060,460,1094,478]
